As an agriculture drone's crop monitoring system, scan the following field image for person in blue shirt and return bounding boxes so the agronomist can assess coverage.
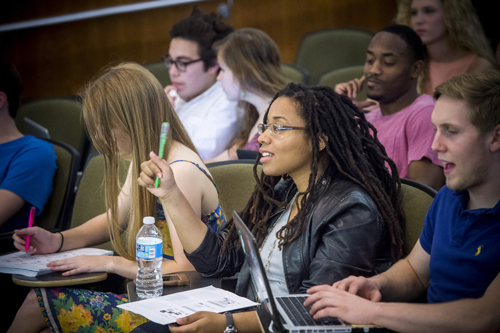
[0,60,56,233]
[305,69,500,333]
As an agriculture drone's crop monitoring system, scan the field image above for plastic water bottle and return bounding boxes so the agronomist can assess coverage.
[136,216,163,300]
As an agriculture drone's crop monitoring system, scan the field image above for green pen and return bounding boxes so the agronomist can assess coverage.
[155,122,170,188]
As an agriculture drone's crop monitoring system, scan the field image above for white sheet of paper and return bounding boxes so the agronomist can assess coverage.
[117,285,259,325]
[0,248,113,277]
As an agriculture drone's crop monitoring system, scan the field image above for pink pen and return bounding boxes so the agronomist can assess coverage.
[25,206,36,252]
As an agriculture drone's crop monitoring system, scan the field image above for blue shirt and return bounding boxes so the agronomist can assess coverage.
[0,135,57,232]
[420,185,500,303]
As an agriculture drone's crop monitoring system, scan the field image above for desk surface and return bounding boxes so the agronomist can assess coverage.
[12,271,108,287]
[127,270,221,302]
[127,271,269,333]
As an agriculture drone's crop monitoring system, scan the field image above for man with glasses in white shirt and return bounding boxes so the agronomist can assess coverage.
[163,9,241,160]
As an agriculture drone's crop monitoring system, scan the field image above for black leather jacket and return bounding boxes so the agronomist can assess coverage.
[186,165,392,295]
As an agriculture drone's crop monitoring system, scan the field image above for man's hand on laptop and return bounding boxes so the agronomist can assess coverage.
[331,275,382,302]
[304,284,378,326]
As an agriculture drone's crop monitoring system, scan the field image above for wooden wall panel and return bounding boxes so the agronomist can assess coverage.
[0,0,397,101]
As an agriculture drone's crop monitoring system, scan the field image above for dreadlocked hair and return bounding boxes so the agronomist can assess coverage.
[222,83,406,262]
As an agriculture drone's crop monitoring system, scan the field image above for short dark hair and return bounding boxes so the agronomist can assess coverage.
[380,24,425,63]
[0,60,23,118]
[170,8,234,70]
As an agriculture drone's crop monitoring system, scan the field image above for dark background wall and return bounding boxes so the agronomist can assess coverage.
[0,0,397,101]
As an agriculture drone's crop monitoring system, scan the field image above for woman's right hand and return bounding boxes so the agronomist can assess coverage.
[334,76,365,99]
[138,151,178,201]
[13,227,62,254]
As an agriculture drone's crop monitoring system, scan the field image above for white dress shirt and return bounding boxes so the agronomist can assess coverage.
[172,81,241,159]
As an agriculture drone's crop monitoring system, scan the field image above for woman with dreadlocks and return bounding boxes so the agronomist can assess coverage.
[135,83,406,333]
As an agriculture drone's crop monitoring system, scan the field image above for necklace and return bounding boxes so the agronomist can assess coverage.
[260,193,298,273]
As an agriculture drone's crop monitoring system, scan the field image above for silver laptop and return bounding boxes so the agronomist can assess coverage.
[232,211,352,333]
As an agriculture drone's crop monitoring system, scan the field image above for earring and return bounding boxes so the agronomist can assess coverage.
[240,90,246,100]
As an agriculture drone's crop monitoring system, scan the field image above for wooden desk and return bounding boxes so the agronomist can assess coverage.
[12,272,108,288]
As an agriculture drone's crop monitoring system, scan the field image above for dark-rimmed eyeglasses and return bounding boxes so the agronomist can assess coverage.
[162,55,203,72]
[257,123,308,136]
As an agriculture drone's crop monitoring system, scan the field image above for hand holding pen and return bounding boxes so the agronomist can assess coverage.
[13,226,63,255]
[155,122,170,188]
[14,206,62,255]
[25,206,36,251]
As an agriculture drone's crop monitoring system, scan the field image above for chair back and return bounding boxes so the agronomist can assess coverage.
[37,139,80,231]
[317,65,367,101]
[16,98,87,157]
[400,178,437,253]
[295,28,373,85]
[143,61,171,88]
[70,155,130,250]
[207,160,262,217]
[281,63,310,85]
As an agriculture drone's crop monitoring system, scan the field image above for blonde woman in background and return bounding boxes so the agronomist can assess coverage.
[205,28,289,163]
[396,0,495,94]
[9,62,225,333]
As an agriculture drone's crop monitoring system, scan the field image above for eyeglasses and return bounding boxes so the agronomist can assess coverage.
[162,55,203,72]
[257,123,308,136]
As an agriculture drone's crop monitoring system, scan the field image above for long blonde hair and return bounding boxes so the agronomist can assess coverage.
[396,0,495,92]
[215,28,289,148]
[81,62,196,260]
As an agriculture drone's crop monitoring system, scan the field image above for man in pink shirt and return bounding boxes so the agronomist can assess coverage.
[336,25,444,190]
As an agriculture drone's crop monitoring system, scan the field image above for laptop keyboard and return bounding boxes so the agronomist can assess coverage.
[276,296,343,327]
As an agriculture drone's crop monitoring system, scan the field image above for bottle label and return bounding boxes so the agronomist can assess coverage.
[136,241,163,259]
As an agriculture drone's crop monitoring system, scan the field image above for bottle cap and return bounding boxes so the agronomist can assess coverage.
[143,216,155,224]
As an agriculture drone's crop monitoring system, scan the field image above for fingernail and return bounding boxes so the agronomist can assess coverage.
[151,151,157,157]
[157,173,162,178]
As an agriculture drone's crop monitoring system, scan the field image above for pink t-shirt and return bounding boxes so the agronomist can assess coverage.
[365,94,440,179]
[424,54,477,95]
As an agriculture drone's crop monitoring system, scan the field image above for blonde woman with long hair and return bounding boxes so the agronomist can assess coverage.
[205,28,289,163]
[396,0,495,94]
[9,62,225,333]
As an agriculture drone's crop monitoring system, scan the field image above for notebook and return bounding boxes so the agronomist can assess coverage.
[0,248,113,277]
[232,210,382,333]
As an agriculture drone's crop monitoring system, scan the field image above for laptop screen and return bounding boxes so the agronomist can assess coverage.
[232,211,285,332]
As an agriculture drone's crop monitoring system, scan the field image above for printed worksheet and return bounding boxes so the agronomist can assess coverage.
[117,286,259,325]
[0,248,113,277]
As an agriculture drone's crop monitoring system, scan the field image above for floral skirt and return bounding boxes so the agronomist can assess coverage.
[34,287,147,333]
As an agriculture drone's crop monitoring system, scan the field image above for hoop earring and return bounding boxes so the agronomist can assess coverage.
[240,90,246,100]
